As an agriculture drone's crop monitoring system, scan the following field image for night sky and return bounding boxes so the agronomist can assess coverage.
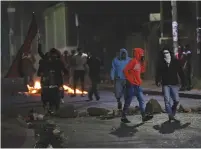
[1,1,198,70]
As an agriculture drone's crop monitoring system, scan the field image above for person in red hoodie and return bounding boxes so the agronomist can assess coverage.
[122,48,153,123]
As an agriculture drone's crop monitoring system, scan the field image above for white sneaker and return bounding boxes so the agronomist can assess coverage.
[61,99,65,104]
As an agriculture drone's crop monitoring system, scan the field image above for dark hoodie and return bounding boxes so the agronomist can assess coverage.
[87,55,101,80]
[155,49,185,86]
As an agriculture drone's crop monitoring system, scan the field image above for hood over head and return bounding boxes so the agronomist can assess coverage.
[119,48,128,58]
[133,48,144,60]
[159,46,174,64]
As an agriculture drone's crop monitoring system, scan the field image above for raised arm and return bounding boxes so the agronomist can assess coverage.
[38,43,45,59]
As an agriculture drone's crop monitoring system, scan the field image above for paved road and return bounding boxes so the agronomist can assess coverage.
[2,91,201,113]
[53,113,201,148]
[1,90,201,148]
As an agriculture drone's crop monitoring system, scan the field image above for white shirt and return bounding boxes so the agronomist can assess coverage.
[74,53,87,70]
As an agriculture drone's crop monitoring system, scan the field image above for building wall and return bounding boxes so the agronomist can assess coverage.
[44,2,66,51]
[44,2,77,52]
[1,1,54,76]
[125,33,144,57]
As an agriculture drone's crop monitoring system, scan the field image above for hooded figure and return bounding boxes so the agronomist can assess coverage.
[37,48,68,114]
[110,48,131,110]
[182,44,192,90]
[122,48,153,123]
[87,53,101,101]
[124,48,144,86]
[155,47,185,122]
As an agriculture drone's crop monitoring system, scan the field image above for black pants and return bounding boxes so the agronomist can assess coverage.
[88,77,100,99]
[24,75,34,86]
[184,68,192,88]
[41,87,60,111]
[73,70,85,94]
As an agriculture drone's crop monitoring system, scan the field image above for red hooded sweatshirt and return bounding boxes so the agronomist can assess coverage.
[123,48,144,86]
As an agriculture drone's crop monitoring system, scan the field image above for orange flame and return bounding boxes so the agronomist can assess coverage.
[27,81,87,95]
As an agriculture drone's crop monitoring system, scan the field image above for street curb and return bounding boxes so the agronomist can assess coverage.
[99,86,201,99]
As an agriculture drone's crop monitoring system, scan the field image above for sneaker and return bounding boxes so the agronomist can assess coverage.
[88,96,93,101]
[168,115,174,122]
[96,96,100,101]
[168,115,180,122]
[121,117,131,123]
[179,87,186,91]
[142,114,153,122]
[187,86,193,91]
[61,99,65,104]
[71,94,76,97]
[118,102,122,110]
[48,110,54,116]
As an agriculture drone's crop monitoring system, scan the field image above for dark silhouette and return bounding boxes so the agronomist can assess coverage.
[110,122,144,138]
[153,120,191,134]
[87,53,101,101]
[37,48,68,114]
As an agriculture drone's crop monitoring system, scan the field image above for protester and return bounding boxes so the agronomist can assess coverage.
[37,48,68,115]
[21,51,36,86]
[182,44,193,90]
[62,50,70,85]
[87,53,101,101]
[37,52,50,112]
[71,48,87,97]
[177,45,184,60]
[111,48,131,110]
[155,46,185,122]
[68,50,76,86]
[122,48,153,123]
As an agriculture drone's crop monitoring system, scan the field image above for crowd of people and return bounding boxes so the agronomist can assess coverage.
[111,47,153,123]
[110,45,192,123]
[21,36,193,121]
[34,37,102,114]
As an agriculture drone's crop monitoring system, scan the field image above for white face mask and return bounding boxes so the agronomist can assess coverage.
[163,50,171,64]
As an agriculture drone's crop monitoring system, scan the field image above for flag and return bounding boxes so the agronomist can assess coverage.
[75,13,79,27]
[5,13,38,78]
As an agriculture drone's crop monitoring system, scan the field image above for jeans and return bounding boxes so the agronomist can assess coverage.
[162,85,179,116]
[122,84,145,118]
[114,79,126,102]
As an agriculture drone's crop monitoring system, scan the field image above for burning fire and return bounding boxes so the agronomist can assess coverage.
[27,81,87,95]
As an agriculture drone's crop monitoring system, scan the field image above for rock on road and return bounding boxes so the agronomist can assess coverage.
[1,90,201,148]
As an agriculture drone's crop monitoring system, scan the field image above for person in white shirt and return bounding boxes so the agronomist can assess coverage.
[71,48,87,97]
